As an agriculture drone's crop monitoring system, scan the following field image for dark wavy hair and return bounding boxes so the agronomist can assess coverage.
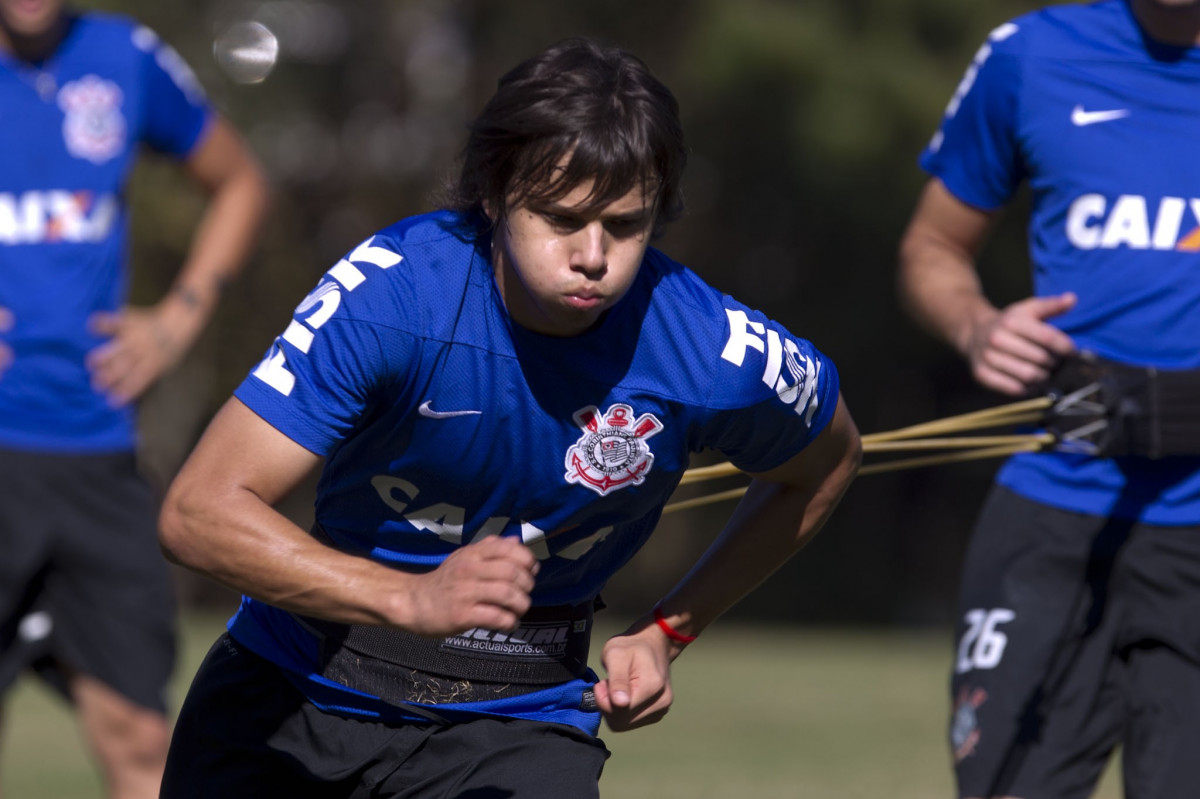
[446,37,687,238]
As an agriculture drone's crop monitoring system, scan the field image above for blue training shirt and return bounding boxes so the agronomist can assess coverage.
[920,0,1200,524]
[230,211,841,732]
[0,13,212,453]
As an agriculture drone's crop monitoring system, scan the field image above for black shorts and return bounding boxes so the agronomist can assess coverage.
[0,447,176,712]
[162,634,610,798]
[950,484,1200,799]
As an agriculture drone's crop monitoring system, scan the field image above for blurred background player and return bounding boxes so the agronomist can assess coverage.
[157,37,859,797]
[0,0,268,797]
[898,1,1200,797]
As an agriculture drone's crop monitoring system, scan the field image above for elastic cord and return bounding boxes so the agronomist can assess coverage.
[653,606,697,644]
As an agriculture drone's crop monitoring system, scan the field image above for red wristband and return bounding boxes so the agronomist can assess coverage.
[653,606,697,644]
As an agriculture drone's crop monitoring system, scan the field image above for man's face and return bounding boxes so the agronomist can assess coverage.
[0,0,64,42]
[492,177,657,337]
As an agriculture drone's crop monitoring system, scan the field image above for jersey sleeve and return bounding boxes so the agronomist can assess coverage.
[919,21,1026,211]
[234,237,416,456]
[698,302,841,474]
[132,25,212,157]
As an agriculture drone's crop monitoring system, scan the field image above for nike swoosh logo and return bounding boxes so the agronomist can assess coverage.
[418,400,482,419]
[1071,105,1130,126]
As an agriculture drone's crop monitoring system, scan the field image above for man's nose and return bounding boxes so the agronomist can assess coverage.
[571,222,607,274]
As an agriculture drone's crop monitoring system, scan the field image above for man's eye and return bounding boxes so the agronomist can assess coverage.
[607,218,648,237]
[544,214,580,230]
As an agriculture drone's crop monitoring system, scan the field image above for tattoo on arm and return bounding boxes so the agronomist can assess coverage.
[173,276,226,311]
[173,285,204,309]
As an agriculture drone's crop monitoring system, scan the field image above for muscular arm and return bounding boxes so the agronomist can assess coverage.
[158,397,538,636]
[594,393,862,731]
[87,116,271,404]
[898,178,1076,396]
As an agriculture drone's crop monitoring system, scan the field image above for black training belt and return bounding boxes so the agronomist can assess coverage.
[294,601,596,707]
[1045,352,1200,458]
[294,525,599,707]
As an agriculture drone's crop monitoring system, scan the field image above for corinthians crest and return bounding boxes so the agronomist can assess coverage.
[564,403,663,496]
[59,75,126,165]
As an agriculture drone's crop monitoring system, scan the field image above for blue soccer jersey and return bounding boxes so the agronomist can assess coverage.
[0,13,212,453]
[920,0,1200,524]
[230,211,840,731]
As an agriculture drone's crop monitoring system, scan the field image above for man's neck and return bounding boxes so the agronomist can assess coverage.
[1130,0,1200,47]
[0,13,70,64]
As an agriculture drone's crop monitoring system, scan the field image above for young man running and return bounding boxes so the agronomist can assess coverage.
[160,37,860,797]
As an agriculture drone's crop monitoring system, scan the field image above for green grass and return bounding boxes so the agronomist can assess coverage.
[1,613,1121,798]
[599,625,1121,799]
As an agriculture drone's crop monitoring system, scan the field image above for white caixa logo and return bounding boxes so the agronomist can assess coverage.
[0,190,117,245]
[1065,193,1200,252]
[370,475,614,562]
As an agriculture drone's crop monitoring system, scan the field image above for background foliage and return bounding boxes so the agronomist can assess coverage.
[83,0,1050,624]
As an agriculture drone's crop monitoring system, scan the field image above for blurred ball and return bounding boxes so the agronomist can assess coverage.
[213,21,279,84]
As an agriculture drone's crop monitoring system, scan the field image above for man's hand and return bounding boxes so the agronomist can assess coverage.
[593,619,676,731]
[86,304,186,406]
[397,535,539,638]
[962,292,1077,396]
[899,180,1079,397]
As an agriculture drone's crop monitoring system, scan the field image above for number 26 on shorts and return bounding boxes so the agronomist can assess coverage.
[955,608,1015,673]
